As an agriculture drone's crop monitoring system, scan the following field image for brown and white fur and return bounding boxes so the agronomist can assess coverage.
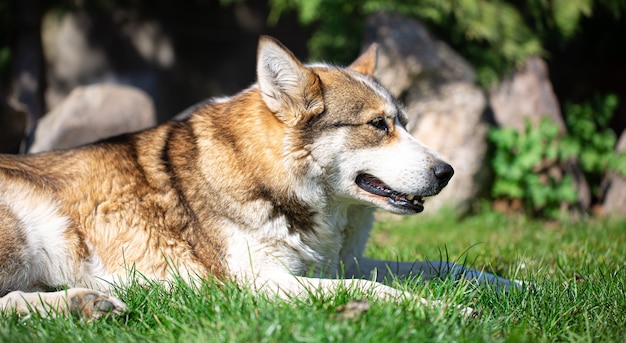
[0,36,512,318]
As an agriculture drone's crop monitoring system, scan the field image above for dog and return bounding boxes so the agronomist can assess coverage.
[0,36,513,318]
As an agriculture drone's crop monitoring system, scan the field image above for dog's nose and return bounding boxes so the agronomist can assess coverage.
[433,163,454,184]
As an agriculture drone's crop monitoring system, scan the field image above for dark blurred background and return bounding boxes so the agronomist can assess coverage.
[1,0,625,217]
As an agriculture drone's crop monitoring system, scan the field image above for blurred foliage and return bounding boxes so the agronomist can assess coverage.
[562,94,626,194]
[269,0,367,67]
[489,117,578,218]
[489,94,624,218]
[2,0,624,88]
[267,0,626,87]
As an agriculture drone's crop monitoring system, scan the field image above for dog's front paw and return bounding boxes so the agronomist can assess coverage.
[1,288,127,319]
[66,288,128,319]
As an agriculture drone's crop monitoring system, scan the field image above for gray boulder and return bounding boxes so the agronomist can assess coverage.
[363,11,491,213]
[28,84,156,153]
[489,57,565,131]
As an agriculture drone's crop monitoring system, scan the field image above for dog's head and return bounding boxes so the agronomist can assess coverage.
[257,36,453,214]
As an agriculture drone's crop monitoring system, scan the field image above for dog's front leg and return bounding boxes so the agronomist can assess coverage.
[346,257,514,291]
[266,275,410,300]
[0,288,127,319]
[257,274,473,315]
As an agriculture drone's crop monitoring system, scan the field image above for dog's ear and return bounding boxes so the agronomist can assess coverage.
[257,36,324,126]
[348,43,378,76]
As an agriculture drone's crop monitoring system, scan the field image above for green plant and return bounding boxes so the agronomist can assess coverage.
[269,0,368,67]
[489,118,578,218]
[268,0,541,87]
[489,94,625,217]
[266,0,625,87]
[563,94,626,197]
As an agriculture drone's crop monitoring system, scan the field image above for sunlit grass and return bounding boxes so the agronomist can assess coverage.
[2,209,625,342]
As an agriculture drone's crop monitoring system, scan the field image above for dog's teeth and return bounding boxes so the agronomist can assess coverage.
[406,194,415,201]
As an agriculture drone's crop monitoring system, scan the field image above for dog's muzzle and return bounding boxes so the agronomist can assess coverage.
[355,162,454,213]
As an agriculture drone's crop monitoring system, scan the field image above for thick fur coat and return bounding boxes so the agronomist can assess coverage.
[0,37,512,318]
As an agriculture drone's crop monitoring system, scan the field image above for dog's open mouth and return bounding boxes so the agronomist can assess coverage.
[355,173,425,212]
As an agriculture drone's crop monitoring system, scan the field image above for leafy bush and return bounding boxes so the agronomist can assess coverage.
[562,94,626,194]
[489,94,625,218]
[267,0,625,87]
[489,118,578,218]
[565,94,626,176]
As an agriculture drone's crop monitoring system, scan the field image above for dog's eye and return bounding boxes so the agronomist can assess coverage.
[369,117,389,133]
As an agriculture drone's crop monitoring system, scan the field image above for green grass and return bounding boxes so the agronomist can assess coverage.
[2,209,625,342]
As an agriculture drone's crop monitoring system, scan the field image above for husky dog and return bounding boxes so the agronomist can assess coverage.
[0,36,512,318]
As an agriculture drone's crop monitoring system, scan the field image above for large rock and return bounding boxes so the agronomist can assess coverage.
[363,11,491,213]
[489,57,565,131]
[41,11,172,122]
[601,131,626,217]
[489,57,591,210]
[28,84,156,153]
[39,6,309,123]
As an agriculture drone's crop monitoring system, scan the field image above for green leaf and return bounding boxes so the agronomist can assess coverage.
[553,0,593,38]
[608,153,626,177]
[493,179,524,198]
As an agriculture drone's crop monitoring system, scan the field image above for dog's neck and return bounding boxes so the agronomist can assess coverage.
[285,201,375,275]
[177,91,378,274]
